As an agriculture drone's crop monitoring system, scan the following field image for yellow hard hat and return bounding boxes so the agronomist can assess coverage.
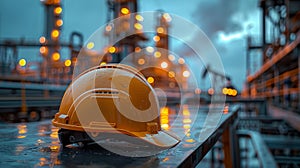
[52,64,179,149]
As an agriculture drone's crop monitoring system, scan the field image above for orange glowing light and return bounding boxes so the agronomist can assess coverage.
[135,14,144,21]
[37,139,44,144]
[86,42,94,49]
[168,54,175,61]
[135,47,141,53]
[53,0,61,4]
[147,76,154,84]
[39,157,46,166]
[222,88,238,96]
[108,46,116,53]
[56,19,63,27]
[232,90,238,96]
[52,52,60,61]
[183,118,192,124]
[106,25,112,32]
[222,88,228,95]
[223,106,229,114]
[134,23,143,30]
[17,124,27,138]
[208,88,214,95]
[228,89,234,96]
[168,71,175,78]
[183,70,190,78]
[138,58,145,65]
[146,46,154,53]
[183,124,191,129]
[54,7,62,15]
[183,106,190,116]
[64,59,71,67]
[19,59,27,67]
[160,107,169,115]
[18,124,27,134]
[153,35,160,42]
[39,36,46,43]
[178,58,185,64]
[186,139,195,143]
[121,7,130,15]
[161,124,169,129]
[50,128,59,138]
[17,135,26,139]
[50,132,58,138]
[163,13,172,22]
[154,51,161,58]
[183,110,190,116]
[160,107,169,130]
[100,62,107,66]
[50,145,59,152]
[162,157,170,162]
[157,27,164,34]
[161,115,169,120]
[161,118,169,124]
[39,46,48,55]
[51,29,60,39]
[161,62,168,69]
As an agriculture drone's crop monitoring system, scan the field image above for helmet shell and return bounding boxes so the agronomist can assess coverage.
[52,64,180,148]
[53,64,160,134]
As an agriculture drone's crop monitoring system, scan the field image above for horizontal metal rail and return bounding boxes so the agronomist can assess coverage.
[237,130,277,168]
[263,135,300,149]
[177,105,240,167]
[0,81,67,91]
[0,97,61,109]
[48,105,241,167]
[225,98,268,115]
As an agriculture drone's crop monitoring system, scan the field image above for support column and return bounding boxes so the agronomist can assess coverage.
[222,127,233,168]
[298,48,300,111]
[222,120,240,168]
[274,65,280,105]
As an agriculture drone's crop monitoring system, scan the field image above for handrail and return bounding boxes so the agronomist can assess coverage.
[237,130,277,168]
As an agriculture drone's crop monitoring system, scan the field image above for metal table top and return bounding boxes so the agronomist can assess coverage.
[0,105,239,168]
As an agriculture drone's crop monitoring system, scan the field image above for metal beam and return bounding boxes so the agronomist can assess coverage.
[247,31,300,83]
[0,41,76,48]
[237,130,277,168]
[177,105,240,167]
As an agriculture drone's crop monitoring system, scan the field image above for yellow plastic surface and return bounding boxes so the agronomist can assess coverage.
[52,64,179,148]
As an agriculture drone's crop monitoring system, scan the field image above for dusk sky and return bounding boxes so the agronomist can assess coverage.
[0,0,261,90]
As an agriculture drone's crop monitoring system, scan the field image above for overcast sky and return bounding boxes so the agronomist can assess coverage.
[0,0,261,90]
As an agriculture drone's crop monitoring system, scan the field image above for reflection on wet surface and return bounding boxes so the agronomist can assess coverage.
[17,124,27,139]
[160,107,170,130]
[0,104,228,167]
[0,120,61,167]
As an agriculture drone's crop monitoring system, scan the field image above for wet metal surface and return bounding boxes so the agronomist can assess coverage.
[0,105,237,167]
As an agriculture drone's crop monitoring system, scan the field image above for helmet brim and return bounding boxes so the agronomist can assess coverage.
[130,130,180,148]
